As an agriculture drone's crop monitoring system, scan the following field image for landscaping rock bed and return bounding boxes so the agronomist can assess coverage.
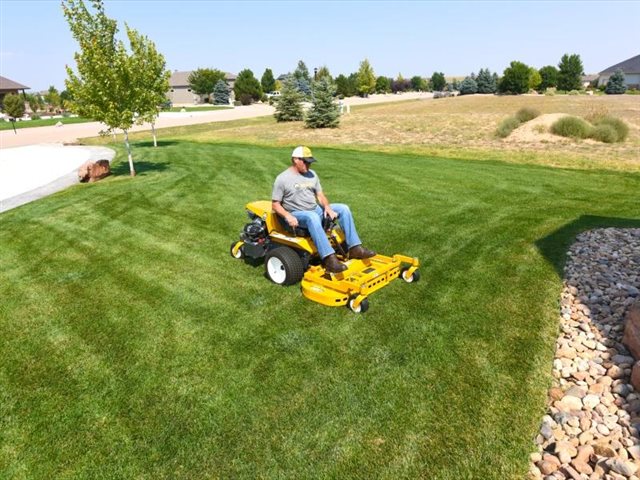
[530,228,640,480]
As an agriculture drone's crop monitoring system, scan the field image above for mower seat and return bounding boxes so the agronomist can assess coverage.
[277,214,310,237]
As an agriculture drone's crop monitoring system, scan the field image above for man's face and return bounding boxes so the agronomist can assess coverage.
[293,157,310,173]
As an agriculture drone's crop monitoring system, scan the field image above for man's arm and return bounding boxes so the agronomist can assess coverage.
[272,200,298,227]
[316,192,337,220]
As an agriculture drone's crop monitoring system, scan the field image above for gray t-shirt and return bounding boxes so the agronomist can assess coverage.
[272,168,323,212]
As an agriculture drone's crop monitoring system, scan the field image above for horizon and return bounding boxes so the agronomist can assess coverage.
[1,0,639,92]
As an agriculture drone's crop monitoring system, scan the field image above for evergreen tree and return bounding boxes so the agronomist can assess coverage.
[356,58,376,96]
[261,68,276,93]
[605,69,627,94]
[458,76,478,95]
[2,93,25,133]
[233,68,262,104]
[498,61,530,94]
[538,65,558,91]
[305,77,340,128]
[274,78,304,122]
[430,72,446,91]
[557,53,584,91]
[315,65,332,83]
[293,60,311,82]
[213,79,230,104]
[335,74,350,97]
[295,77,312,97]
[476,68,497,93]
[188,68,225,103]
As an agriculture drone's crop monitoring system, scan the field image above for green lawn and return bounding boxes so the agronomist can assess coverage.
[0,116,93,130]
[1,142,639,479]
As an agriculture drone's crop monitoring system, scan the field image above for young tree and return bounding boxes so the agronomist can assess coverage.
[430,72,446,91]
[188,68,225,103]
[44,85,61,112]
[213,79,230,104]
[274,78,304,122]
[233,68,262,104]
[63,0,167,176]
[605,69,627,94]
[315,65,332,83]
[538,65,558,91]
[476,68,497,93]
[293,60,311,82]
[335,74,350,97]
[128,26,170,147]
[557,53,584,91]
[528,67,542,91]
[261,68,276,93]
[305,77,340,128]
[410,76,428,91]
[2,93,25,134]
[498,61,530,94]
[356,58,376,96]
[26,93,43,114]
[375,76,391,93]
[458,76,478,95]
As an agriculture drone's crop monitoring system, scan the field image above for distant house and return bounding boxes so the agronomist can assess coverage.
[0,75,29,104]
[581,74,599,88]
[598,54,640,89]
[167,70,237,105]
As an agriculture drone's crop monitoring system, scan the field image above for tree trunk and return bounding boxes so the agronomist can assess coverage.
[123,130,136,176]
[11,120,17,134]
[151,122,157,147]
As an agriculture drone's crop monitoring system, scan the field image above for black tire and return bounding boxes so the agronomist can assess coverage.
[265,247,305,285]
[230,241,244,259]
[348,297,369,313]
[401,267,420,283]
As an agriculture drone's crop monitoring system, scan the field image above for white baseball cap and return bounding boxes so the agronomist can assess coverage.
[291,146,316,163]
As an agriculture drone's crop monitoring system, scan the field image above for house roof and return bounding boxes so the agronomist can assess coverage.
[169,70,237,87]
[599,54,640,75]
[0,75,30,91]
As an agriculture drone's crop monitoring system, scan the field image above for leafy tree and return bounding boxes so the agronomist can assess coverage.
[538,65,558,91]
[233,68,262,104]
[315,65,332,83]
[127,26,170,147]
[44,85,61,112]
[26,93,43,114]
[356,58,376,96]
[188,68,225,103]
[261,68,276,93]
[305,77,340,128]
[391,75,410,93]
[528,67,542,91]
[410,75,428,91]
[557,53,584,91]
[430,72,446,91]
[498,61,530,94]
[294,60,311,82]
[63,0,165,176]
[605,69,627,94]
[375,76,391,93]
[335,73,357,97]
[274,78,304,122]
[213,79,230,104]
[476,68,497,93]
[2,93,25,133]
[458,76,478,95]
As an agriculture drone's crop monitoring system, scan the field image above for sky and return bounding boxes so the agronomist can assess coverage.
[1,0,639,92]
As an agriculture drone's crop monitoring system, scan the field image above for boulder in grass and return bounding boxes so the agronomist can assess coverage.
[623,301,640,360]
[78,159,110,183]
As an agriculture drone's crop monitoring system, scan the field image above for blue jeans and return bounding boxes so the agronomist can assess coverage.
[291,204,362,259]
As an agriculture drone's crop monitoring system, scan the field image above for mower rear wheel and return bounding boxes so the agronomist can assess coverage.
[230,241,244,259]
[348,297,369,314]
[265,247,304,285]
[401,267,420,283]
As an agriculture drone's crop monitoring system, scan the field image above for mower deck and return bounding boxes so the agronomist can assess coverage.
[301,253,419,310]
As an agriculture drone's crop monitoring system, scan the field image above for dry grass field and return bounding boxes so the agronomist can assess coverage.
[120,94,639,172]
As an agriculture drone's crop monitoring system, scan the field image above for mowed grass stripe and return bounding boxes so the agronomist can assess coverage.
[1,141,639,479]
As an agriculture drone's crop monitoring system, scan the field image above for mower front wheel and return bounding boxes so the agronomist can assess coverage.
[265,247,305,285]
[401,267,420,283]
[230,241,244,259]
[348,297,369,314]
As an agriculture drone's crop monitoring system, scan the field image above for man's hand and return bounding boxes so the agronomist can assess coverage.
[286,215,299,228]
[324,206,338,220]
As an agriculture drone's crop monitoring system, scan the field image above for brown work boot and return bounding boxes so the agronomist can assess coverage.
[323,253,347,273]
[348,245,376,259]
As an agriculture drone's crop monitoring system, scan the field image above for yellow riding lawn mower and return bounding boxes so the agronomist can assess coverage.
[230,201,420,313]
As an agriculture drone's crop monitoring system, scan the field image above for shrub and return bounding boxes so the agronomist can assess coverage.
[625,88,640,95]
[568,90,580,95]
[593,116,629,142]
[605,69,627,94]
[239,94,253,106]
[544,88,556,96]
[550,116,592,139]
[589,124,618,143]
[458,76,478,95]
[515,107,540,123]
[30,114,41,120]
[533,124,547,134]
[495,116,521,138]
